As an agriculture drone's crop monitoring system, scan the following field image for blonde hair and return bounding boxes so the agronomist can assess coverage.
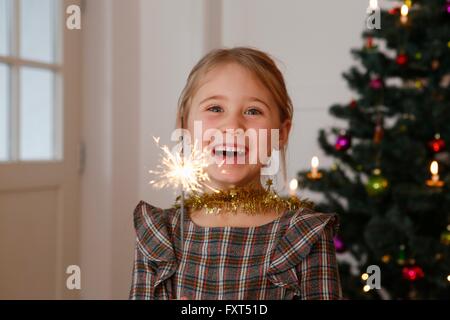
[176,46,294,187]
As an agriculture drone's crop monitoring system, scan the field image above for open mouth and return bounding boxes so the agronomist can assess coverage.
[211,144,248,164]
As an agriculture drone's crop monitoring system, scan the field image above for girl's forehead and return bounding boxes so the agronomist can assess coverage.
[201,63,259,85]
[194,63,274,102]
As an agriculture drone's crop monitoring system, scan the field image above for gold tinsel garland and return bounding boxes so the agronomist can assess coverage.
[173,179,315,215]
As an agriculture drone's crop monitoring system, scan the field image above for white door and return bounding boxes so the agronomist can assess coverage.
[0,0,82,299]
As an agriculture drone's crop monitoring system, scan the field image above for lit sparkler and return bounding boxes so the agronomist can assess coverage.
[149,136,211,192]
[148,136,217,251]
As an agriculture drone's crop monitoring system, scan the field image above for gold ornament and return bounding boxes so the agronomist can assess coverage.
[408,287,418,300]
[373,123,384,144]
[381,254,391,264]
[415,80,423,89]
[173,179,315,216]
[431,59,440,70]
[441,225,450,245]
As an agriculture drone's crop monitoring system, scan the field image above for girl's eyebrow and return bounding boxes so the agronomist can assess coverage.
[247,97,270,109]
[199,95,270,109]
[199,95,227,105]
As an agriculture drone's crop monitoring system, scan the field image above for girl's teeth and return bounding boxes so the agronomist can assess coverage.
[214,146,246,157]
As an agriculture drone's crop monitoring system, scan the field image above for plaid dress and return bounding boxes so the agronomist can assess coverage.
[129,200,342,300]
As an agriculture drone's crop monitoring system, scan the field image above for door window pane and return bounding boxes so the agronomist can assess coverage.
[20,67,55,160]
[0,64,9,161]
[0,0,11,56]
[1,0,62,163]
[20,0,58,63]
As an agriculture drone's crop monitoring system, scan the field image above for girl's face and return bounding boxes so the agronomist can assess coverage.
[186,62,291,191]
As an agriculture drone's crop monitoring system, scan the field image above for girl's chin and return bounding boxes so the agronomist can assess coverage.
[205,166,260,188]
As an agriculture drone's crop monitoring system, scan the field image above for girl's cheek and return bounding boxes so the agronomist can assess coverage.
[186,117,218,149]
[189,111,218,128]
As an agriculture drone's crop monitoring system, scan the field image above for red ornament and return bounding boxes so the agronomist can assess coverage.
[402,265,424,281]
[388,7,401,15]
[428,134,445,153]
[366,37,374,49]
[396,53,408,66]
[369,78,383,90]
[349,99,357,109]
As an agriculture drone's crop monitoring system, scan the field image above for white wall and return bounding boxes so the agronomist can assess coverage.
[81,0,370,299]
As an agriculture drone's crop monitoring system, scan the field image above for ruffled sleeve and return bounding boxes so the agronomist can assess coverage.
[129,200,178,300]
[266,209,342,300]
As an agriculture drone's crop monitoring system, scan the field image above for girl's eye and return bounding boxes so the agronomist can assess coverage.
[244,107,263,116]
[207,105,223,113]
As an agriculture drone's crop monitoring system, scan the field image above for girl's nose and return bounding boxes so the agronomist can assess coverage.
[219,109,246,133]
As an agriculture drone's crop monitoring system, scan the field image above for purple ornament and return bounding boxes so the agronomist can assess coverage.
[446,3,450,14]
[335,133,352,151]
[369,78,383,89]
[333,235,346,253]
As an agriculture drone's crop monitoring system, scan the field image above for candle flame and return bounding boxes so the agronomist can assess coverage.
[289,178,298,192]
[401,4,409,16]
[369,0,378,10]
[430,161,438,175]
[311,156,319,169]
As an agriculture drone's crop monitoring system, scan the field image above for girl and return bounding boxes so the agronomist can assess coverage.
[129,47,342,300]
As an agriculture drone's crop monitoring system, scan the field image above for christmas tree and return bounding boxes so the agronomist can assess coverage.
[297,0,450,299]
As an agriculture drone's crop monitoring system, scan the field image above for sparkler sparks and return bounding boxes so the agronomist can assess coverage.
[148,136,218,256]
[148,136,213,194]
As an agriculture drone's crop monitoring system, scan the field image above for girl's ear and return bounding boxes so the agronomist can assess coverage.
[279,119,292,149]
